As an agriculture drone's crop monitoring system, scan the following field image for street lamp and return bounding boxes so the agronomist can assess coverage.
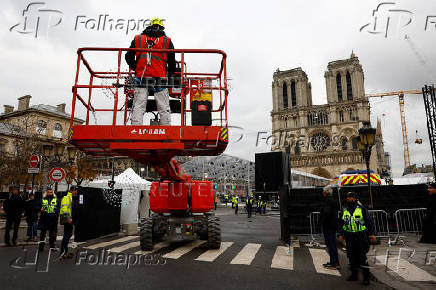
[357,121,377,208]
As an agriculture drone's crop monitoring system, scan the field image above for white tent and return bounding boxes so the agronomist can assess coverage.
[88,168,151,225]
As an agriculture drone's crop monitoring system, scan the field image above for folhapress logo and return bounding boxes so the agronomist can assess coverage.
[10,2,155,38]
[9,2,63,38]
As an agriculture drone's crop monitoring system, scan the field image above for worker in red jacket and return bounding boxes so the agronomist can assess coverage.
[125,17,176,125]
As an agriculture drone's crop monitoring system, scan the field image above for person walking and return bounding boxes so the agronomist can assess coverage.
[224,194,229,206]
[214,194,218,210]
[234,196,239,215]
[3,185,25,246]
[38,188,58,251]
[338,191,376,286]
[246,195,253,218]
[60,186,78,258]
[24,192,40,242]
[125,17,176,125]
[319,185,340,270]
[420,182,436,243]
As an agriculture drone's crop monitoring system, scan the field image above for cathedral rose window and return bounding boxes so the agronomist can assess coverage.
[310,133,331,151]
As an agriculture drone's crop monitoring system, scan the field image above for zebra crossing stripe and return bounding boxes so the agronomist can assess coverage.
[376,256,436,282]
[195,242,233,262]
[271,246,294,270]
[309,248,341,276]
[163,240,205,259]
[108,241,140,253]
[134,242,171,255]
[84,236,138,250]
[230,243,261,265]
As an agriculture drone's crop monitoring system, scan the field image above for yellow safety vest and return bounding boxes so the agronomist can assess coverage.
[42,197,57,214]
[60,192,73,217]
[342,207,367,232]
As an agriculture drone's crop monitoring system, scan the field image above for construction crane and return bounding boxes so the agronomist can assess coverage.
[365,90,422,169]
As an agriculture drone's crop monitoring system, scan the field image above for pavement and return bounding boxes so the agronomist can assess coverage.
[0,205,412,289]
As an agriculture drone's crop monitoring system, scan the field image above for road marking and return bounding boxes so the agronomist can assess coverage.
[84,236,137,250]
[309,248,341,276]
[376,256,436,282]
[271,246,294,270]
[134,242,171,254]
[230,243,261,265]
[56,235,76,241]
[195,242,233,262]
[163,240,205,259]
[108,241,140,253]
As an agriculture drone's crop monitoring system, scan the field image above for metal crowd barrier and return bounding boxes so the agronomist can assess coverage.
[307,209,391,246]
[307,212,323,247]
[368,210,391,242]
[393,208,427,245]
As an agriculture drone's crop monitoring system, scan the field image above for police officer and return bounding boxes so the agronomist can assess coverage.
[246,195,253,218]
[234,196,239,215]
[60,185,78,258]
[38,188,58,251]
[338,192,376,286]
[224,194,229,206]
[231,195,236,209]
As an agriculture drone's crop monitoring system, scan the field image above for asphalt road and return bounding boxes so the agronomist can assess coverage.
[0,206,385,290]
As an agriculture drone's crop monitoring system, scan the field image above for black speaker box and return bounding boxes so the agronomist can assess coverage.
[255,151,289,192]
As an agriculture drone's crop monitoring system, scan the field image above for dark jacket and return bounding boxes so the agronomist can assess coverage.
[420,194,436,243]
[319,196,338,231]
[39,195,59,229]
[125,26,176,74]
[25,198,40,223]
[3,193,25,218]
[338,203,374,236]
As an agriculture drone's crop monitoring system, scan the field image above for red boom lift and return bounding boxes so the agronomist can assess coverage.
[68,47,229,250]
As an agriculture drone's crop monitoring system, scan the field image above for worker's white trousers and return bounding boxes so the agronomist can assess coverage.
[131,87,171,125]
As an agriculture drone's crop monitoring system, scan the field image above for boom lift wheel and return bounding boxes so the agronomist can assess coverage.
[206,216,221,249]
[140,217,154,251]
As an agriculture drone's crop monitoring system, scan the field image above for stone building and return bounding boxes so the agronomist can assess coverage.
[271,53,388,179]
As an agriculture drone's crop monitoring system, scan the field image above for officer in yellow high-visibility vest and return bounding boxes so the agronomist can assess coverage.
[246,195,253,218]
[59,185,78,258]
[338,192,376,286]
[224,194,229,206]
[38,188,58,251]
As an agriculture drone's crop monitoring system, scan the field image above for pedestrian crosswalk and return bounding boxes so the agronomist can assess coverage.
[69,236,436,281]
[230,243,261,265]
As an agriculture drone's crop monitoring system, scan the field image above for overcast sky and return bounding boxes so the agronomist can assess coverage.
[1,0,435,177]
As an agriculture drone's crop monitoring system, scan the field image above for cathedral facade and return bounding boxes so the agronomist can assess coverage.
[271,53,387,179]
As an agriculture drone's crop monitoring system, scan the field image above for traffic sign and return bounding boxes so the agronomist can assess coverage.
[29,155,40,168]
[49,168,66,183]
[28,168,40,174]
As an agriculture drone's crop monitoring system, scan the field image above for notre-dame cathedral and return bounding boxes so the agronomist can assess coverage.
[271,53,389,179]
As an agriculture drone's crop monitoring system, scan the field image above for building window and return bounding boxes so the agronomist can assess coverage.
[291,81,297,107]
[341,137,348,150]
[36,120,47,135]
[310,133,331,152]
[346,71,353,100]
[307,110,329,126]
[295,142,300,155]
[293,117,298,128]
[339,110,344,122]
[336,73,343,102]
[282,83,288,108]
[352,137,358,150]
[53,123,63,138]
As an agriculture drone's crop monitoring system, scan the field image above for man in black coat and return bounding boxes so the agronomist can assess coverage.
[420,182,436,243]
[25,192,40,241]
[38,188,58,251]
[3,185,25,246]
[319,185,339,269]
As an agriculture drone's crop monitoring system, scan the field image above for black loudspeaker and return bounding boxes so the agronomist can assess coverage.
[74,187,121,242]
[255,152,289,192]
